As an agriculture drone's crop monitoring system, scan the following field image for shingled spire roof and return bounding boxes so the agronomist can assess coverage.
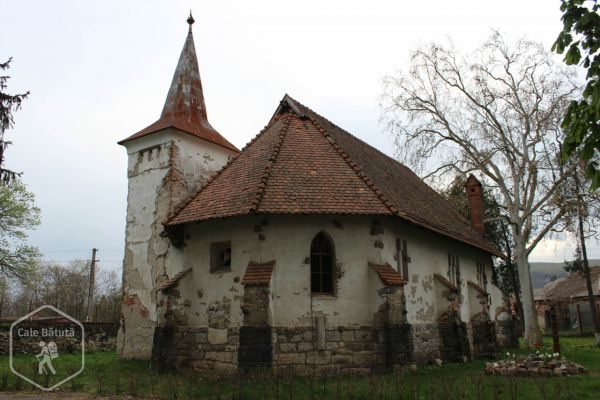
[167,95,501,257]
[119,13,238,152]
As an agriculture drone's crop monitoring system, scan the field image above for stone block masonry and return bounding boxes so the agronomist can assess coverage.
[152,321,513,375]
[152,325,239,375]
[411,323,440,364]
[272,324,413,376]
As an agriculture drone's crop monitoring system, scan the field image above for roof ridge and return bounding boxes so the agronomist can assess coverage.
[284,95,401,165]
[166,117,280,225]
[303,113,398,216]
[249,112,293,213]
[285,95,481,242]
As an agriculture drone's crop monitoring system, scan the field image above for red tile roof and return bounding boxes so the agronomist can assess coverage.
[167,95,501,257]
[369,262,405,286]
[158,268,192,292]
[241,261,275,285]
[536,266,600,301]
[118,24,238,153]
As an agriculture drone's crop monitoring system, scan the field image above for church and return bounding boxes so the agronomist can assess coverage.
[117,15,516,375]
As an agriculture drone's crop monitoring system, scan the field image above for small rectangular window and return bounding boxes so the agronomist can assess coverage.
[448,254,460,286]
[476,262,487,289]
[396,239,410,279]
[210,241,232,273]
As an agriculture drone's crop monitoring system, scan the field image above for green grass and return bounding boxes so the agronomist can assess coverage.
[0,335,598,399]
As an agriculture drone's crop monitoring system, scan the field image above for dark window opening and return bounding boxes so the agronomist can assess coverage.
[448,254,460,286]
[210,241,232,273]
[476,262,487,290]
[396,239,410,279]
[310,232,335,294]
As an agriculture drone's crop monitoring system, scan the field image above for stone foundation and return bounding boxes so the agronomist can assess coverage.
[239,326,272,373]
[471,321,496,358]
[152,325,239,375]
[438,321,471,362]
[152,320,507,375]
[411,323,440,364]
[495,319,518,349]
[273,324,413,376]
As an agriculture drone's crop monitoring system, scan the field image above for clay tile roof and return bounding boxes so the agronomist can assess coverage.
[158,268,192,292]
[538,266,600,301]
[242,261,275,285]
[118,20,238,153]
[369,262,405,286]
[167,95,501,257]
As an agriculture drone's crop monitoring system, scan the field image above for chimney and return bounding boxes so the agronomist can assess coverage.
[464,174,485,236]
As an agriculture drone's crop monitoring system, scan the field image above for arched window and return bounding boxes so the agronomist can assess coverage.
[310,232,335,294]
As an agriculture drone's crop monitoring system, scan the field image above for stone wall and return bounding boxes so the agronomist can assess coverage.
[1,322,118,355]
[273,325,412,376]
[495,319,518,349]
[411,323,440,364]
[438,321,471,362]
[153,320,509,375]
[470,321,496,358]
[152,325,239,375]
[153,323,416,376]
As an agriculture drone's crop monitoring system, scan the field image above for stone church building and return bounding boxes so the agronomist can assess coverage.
[117,16,516,375]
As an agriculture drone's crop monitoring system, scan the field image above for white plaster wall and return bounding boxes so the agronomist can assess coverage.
[120,128,235,357]
[374,218,496,325]
[176,214,501,329]
[123,132,172,321]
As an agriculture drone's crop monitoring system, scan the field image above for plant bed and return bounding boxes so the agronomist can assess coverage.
[485,351,588,377]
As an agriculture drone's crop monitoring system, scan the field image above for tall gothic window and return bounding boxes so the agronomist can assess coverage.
[310,232,335,294]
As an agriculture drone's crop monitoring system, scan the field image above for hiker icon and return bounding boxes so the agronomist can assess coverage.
[36,341,58,375]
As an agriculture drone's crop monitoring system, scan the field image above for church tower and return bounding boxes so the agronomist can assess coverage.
[117,14,238,359]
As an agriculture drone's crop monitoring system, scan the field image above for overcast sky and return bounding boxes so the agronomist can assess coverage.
[0,0,593,272]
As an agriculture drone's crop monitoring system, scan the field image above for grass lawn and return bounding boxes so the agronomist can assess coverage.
[0,335,598,399]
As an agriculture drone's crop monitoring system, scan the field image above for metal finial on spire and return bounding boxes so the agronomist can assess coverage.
[187,11,195,31]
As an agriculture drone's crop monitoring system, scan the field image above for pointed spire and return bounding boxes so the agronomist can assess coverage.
[187,11,195,32]
[119,14,238,152]
[161,12,206,121]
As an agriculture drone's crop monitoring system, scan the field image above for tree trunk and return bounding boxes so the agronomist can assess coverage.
[515,241,542,346]
[501,221,524,335]
[574,168,600,346]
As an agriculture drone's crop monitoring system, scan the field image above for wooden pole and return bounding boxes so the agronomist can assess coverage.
[86,248,98,322]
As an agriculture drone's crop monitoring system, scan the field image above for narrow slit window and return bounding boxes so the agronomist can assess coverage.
[396,239,410,280]
[310,232,335,294]
[476,262,487,290]
[448,254,460,286]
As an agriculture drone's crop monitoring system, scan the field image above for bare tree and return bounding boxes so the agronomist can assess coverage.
[381,32,579,346]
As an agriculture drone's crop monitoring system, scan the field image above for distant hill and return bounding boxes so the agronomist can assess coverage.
[529,260,600,289]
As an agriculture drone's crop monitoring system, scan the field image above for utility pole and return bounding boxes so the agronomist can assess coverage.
[86,248,98,322]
